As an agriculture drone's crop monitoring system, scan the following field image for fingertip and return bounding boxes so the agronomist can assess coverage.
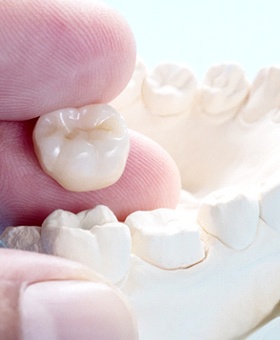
[20,280,138,340]
[0,0,136,120]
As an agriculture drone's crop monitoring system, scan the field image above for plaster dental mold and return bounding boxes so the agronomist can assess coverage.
[4,60,280,339]
[142,62,197,116]
[125,208,205,269]
[40,205,131,284]
[197,187,259,250]
[199,63,250,115]
[33,104,129,192]
[0,226,42,252]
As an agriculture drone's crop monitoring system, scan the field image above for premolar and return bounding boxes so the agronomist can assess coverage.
[198,187,259,250]
[33,104,130,192]
[40,205,131,284]
[125,208,205,270]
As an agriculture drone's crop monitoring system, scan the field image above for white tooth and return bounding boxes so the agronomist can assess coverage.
[125,208,205,270]
[0,226,42,252]
[41,206,131,284]
[199,63,249,115]
[240,66,280,122]
[110,58,147,109]
[197,187,259,250]
[142,63,197,116]
[259,179,280,233]
[33,104,130,192]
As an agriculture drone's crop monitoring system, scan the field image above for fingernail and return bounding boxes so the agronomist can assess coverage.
[20,280,138,340]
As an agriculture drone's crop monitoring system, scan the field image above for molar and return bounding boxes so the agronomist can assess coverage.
[142,63,197,116]
[199,63,249,115]
[197,187,259,250]
[125,208,205,270]
[0,226,42,252]
[240,66,280,122]
[33,104,129,192]
[40,205,131,284]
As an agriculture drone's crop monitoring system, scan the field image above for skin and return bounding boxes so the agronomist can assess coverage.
[0,0,181,338]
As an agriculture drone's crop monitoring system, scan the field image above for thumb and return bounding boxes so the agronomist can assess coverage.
[0,249,138,339]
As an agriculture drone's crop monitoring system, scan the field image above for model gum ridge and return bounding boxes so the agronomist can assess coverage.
[2,59,280,339]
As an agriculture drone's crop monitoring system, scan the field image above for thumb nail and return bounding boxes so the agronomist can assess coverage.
[20,280,137,340]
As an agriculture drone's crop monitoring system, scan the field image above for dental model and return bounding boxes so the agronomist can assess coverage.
[33,104,130,191]
[3,60,280,339]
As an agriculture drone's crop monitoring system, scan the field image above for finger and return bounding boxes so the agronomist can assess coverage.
[0,249,138,339]
[0,0,136,120]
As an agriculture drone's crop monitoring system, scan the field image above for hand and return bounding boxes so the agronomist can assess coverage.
[0,0,180,338]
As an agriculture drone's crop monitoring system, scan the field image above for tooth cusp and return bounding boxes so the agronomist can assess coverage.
[77,205,118,229]
[33,104,129,192]
[197,187,259,250]
[125,209,205,270]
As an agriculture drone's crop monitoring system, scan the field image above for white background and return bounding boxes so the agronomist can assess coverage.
[105,0,280,81]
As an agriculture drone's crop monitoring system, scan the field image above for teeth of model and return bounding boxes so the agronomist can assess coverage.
[259,178,280,233]
[110,58,147,110]
[125,208,205,270]
[197,187,259,250]
[142,63,197,116]
[199,63,249,115]
[240,66,280,122]
[0,226,42,252]
[40,205,131,284]
[33,104,130,192]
